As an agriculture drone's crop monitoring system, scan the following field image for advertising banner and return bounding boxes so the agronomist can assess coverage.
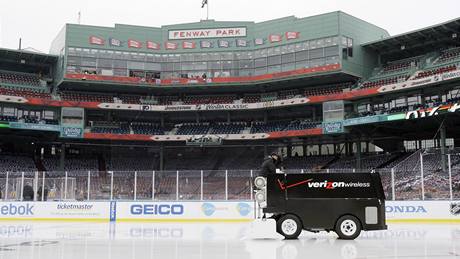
[343,115,387,126]
[0,202,110,221]
[182,41,196,49]
[9,122,60,132]
[128,39,142,48]
[385,201,460,222]
[269,34,282,43]
[165,42,178,50]
[146,41,160,50]
[101,97,309,112]
[89,36,105,45]
[322,121,344,134]
[60,126,84,138]
[285,31,300,40]
[442,69,460,81]
[115,201,254,221]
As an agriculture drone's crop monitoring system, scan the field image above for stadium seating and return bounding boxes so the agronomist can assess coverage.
[435,47,460,64]
[175,123,210,135]
[0,87,51,99]
[413,64,457,79]
[0,115,18,122]
[43,157,99,171]
[328,154,394,170]
[0,71,42,87]
[90,121,130,134]
[60,91,114,103]
[283,155,335,170]
[131,122,165,135]
[106,157,159,171]
[183,95,235,105]
[361,75,409,89]
[304,83,352,96]
[379,58,419,75]
[0,155,37,172]
[242,94,261,103]
[209,122,246,134]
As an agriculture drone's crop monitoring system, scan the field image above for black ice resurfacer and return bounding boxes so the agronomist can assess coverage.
[252,172,387,239]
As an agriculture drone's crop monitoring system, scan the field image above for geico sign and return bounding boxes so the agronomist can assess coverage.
[130,204,184,215]
[406,103,460,119]
[0,204,34,216]
[385,205,427,213]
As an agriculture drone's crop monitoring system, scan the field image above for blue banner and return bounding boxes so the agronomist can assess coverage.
[9,122,60,132]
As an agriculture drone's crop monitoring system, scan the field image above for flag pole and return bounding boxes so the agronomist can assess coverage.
[207,0,209,20]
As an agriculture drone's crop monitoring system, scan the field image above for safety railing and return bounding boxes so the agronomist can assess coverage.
[0,166,458,201]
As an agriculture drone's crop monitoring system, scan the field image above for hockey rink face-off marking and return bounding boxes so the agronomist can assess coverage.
[0,222,459,259]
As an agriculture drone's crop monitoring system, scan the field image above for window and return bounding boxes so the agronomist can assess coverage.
[309,48,324,59]
[209,61,221,70]
[239,59,253,69]
[113,60,127,69]
[324,46,339,57]
[255,67,267,75]
[281,53,295,63]
[67,57,81,65]
[310,58,325,67]
[342,36,353,58]
[267,55,281,66]
[325,56,339,65]
[254,57,267,68]
[347,38,353,57]
[81,57,96,67]
[222,61,233,70]
[97,59,113,68]
[295,50,308,61]
[281,62,295,72]
[267,65,281,73]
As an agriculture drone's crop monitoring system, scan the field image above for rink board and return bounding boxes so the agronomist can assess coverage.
[0,202,110,221]
[385,201,460,223]
[0,201,459,223]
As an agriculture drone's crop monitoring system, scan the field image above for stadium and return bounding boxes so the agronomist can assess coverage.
[0,6,460,259]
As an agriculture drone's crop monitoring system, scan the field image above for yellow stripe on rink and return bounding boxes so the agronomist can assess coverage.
[117,218,253,223]
[0,218,109,222]
[0,218,252,223]
[0,218,458,224]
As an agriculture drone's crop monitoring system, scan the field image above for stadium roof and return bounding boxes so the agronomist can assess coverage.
[362,17,460,60]
[0,47,58,64]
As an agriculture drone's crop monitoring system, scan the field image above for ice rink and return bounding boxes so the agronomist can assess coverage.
[0,221,459,259]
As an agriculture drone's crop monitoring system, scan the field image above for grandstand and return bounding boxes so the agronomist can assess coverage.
[0,11,459,202]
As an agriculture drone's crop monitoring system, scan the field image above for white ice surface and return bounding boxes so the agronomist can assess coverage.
[0,222,459,259]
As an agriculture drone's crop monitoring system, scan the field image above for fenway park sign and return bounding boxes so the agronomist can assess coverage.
[168,27,247,40]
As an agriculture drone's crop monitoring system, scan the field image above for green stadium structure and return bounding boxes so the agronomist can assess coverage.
[0,11,460,174]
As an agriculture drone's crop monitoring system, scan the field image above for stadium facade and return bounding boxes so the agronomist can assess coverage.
[0,10,459,180]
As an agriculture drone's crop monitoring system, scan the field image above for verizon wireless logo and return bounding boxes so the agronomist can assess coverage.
[277,178,370,190]
[307,181,370,189]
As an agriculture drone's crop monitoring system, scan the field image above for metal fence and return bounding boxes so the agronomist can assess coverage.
[0,152,459,201]
[0,170,255,202]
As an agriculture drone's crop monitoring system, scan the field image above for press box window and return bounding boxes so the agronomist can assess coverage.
[342,36,353,59]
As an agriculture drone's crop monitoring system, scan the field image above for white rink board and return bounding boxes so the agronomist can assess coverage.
[386,201,460,221]
[115,201,255,221]
[0,202,110,220]
[0,201,459,222]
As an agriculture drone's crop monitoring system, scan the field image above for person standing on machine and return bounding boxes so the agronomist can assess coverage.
[259,152,282,177]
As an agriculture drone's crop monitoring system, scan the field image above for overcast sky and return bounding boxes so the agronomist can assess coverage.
[0,0,459,53]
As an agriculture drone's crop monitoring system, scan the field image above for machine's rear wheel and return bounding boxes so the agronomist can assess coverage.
[335,215,362,240]
[276,214,302,239]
